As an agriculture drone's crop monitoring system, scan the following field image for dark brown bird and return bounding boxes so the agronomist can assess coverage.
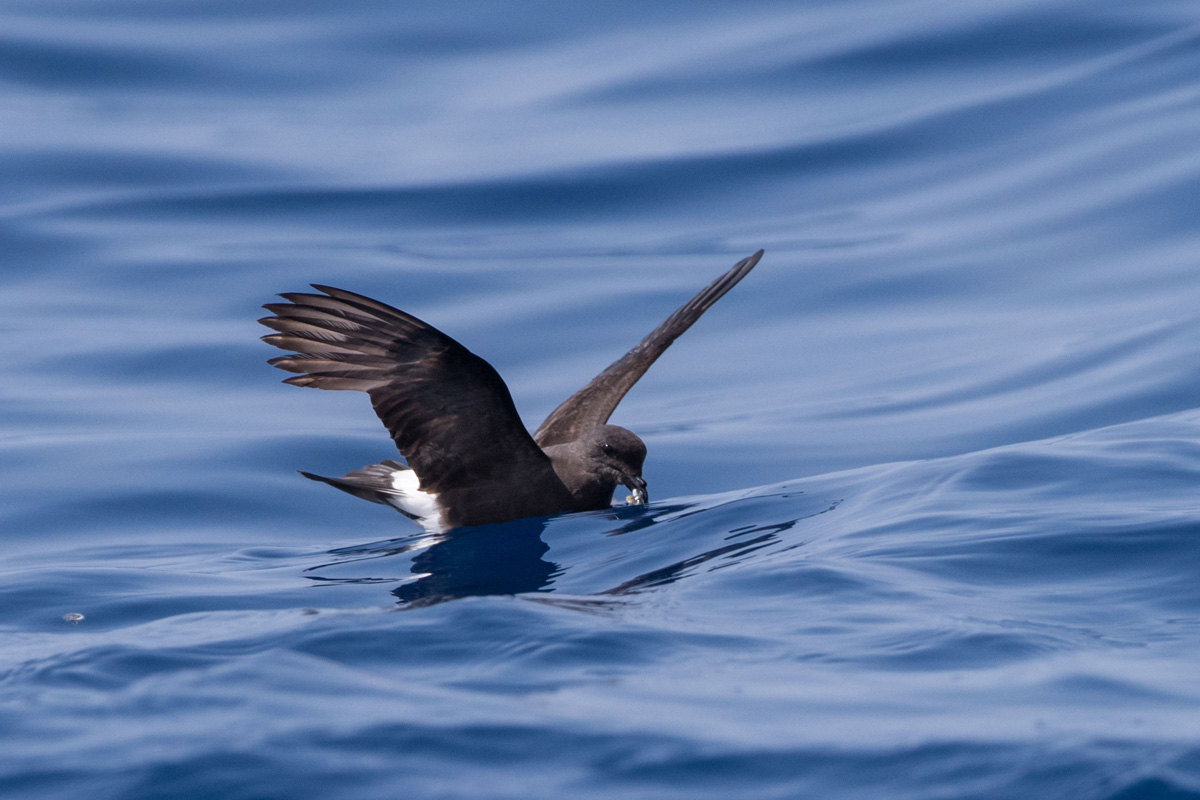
[260,250,763,532]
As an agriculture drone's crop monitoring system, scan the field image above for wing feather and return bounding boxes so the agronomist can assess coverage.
[260,286,568,499]
[533,250,763,447]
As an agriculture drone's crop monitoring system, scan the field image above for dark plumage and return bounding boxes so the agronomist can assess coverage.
[260,249,763,531]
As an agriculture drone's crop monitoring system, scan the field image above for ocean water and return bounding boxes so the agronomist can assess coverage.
[3,0,1200,797]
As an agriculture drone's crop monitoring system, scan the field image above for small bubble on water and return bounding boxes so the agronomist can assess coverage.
[62,613,84,624]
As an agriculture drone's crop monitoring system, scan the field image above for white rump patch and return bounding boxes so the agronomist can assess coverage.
[387,468,445,534]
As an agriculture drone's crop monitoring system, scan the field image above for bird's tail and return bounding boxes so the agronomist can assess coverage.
[300,459,408,508]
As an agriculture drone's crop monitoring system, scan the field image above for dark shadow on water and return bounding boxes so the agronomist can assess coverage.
[302,495,828,608]
[303,504,667,608]
[390,516,559,607]
[302,516,561,607]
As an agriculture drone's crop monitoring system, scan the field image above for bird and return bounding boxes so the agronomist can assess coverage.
[260,249,763,533]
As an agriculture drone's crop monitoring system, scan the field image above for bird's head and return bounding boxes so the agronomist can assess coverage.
[581,425,648,504]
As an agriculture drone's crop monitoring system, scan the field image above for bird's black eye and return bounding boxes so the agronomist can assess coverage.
[600,443,613,455]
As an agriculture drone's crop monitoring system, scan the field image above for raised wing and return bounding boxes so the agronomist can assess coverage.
[533,250,763,447]
[260,285,563,496]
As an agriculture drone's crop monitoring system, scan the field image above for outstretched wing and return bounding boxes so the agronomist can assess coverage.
[260,285,561,496]
[533,250,763,447]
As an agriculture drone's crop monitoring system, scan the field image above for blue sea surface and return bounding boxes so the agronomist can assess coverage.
[3,1,1200,797]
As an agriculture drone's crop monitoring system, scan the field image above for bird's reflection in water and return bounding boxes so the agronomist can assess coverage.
[305,497,815,609]
[306,505,658,608]
[391,516,558,607]
[305,516,568,607]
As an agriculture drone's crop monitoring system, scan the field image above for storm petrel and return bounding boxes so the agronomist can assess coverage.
[260,250,763,532]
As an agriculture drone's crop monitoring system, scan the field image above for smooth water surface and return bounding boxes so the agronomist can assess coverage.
[3,1,1200,797]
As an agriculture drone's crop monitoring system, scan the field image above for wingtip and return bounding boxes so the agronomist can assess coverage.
[725,249,764,281]
[310,283,361,299]
[713,249,763,289]
[721,250,764,280]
